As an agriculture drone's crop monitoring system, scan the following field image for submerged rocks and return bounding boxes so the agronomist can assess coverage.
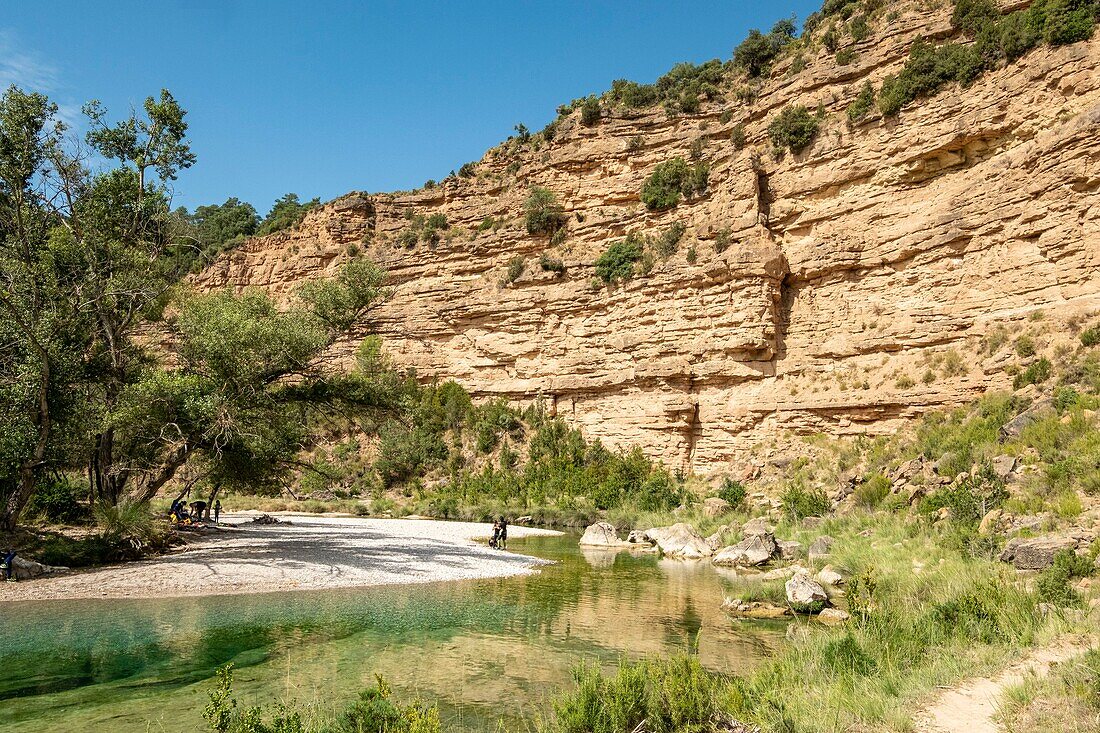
[999,534,1080,570]
[713,533,777,567]
[722,598,791,619]
[579,521,628,547]
[644,523,713,558]
[785,573,828,613]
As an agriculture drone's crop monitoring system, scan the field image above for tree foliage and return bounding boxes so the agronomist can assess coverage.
[640,158,709,211]
[257,193,320,236]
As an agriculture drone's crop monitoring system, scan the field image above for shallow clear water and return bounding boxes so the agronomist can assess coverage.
[0,534,781,732]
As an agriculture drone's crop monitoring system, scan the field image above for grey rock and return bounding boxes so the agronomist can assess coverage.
[991,455,1016,480]
[645,523,714,559]
[1001,398,1053,439]
[741,517,774,536]
[703,497,732,518]
[817,608,851,625]
[11,556,67,581]
[999,534,1079,570]
[627,529,654,545]
[713,533,777,567]
[808,535,835,562]
[777,539,804,561]
[785,573,828,611]
[816,565,845,586]
[579,521,628,547]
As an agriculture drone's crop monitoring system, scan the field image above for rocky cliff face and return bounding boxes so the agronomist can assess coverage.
[193,1,1100,476]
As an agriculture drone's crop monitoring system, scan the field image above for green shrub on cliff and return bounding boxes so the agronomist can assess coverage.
[595,235,645,283]
[767,104,820,154]
[524,187,568,236]
[640,158,709,210]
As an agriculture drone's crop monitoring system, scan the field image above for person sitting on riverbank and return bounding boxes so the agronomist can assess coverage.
[2,548,16,582]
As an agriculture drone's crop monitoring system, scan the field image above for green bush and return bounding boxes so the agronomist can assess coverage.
[257,193,320,236]
[595,236,645,284]
[836,48,858,65]
[878,40,983,116]
[717,477,747,508]
[952,0,1001,34]
[767,105,820,154]
[640,158,709,210]
[849,14,871,40]
[651,222,685,258]
[1013,357,1052,389]
[781,483,831,519]
[1036,549,1093,607]
[27,476,86,524]
[524,187,567,236]
[920,465,1008,525]
[847,81,875,122]
[1015,335,1036,357]
[580,96,601,126]
[539,253,566,274]
[730,123,747,149]
[635,471,683,512]
[504,256,526,284]
[1080,325,1100,347]
[855,472,891,508]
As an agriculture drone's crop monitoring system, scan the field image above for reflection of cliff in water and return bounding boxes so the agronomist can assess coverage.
[0,535,782,733]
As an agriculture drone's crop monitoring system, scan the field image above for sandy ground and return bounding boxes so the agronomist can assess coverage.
[0,513,561,602]
[914,636,1096,733]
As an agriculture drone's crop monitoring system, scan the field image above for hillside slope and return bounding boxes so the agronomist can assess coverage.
[193,0,1100,475]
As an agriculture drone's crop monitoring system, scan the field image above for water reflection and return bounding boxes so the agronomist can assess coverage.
[0,534,782,732]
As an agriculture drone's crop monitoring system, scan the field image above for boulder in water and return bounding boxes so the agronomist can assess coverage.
[644,523,713,558]
[579,521,628,547]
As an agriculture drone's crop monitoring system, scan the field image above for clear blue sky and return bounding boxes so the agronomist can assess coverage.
[4,1,819,213]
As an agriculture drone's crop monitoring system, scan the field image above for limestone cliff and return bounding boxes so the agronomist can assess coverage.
[193,1,1100,475]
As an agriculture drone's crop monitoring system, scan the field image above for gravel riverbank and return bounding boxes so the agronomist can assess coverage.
[0,514,561,602]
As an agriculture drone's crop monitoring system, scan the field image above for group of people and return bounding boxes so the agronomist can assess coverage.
[489,516,508,550]
[169,498,221,525]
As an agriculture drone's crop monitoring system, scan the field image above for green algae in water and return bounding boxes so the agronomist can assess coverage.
[0,535,780,732]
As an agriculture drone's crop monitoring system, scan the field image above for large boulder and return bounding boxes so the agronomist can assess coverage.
[1000,398,1053,439]
[703,497,732,517]
[644,523,713,558]
[999,534,1079,570]
[11,556,67,581]
[627,529,655,546]
[713,533,777,567]
[785,573,829,613]
[808,535,835,562]
[579,521,628,547]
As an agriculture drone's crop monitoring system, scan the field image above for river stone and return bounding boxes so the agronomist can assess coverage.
[645,523,713,558]
[808,535,834,562]
[816,565,845,587]
[999,534,1079,570]
[777,540,804,561]
[703,497,732,517]
[713,533,777,567]
[817,608,851,625]
[627,529,654,545]
[579,521,627,547]
[785,573,828,613]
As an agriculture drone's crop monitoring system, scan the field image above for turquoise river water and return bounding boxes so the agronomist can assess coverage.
[0,534,782,732]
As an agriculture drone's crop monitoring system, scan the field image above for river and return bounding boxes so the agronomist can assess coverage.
[0,534,782,732]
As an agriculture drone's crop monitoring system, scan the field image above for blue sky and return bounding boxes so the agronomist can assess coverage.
[4,1,820,213]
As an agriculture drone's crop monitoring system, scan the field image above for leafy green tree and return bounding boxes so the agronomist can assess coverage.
[257,193,320,236]
[0,87,91,529]
[186,197,259,263]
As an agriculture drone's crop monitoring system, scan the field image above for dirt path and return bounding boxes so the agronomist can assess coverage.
[0,513,561,602]
[915,637,1094,733]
